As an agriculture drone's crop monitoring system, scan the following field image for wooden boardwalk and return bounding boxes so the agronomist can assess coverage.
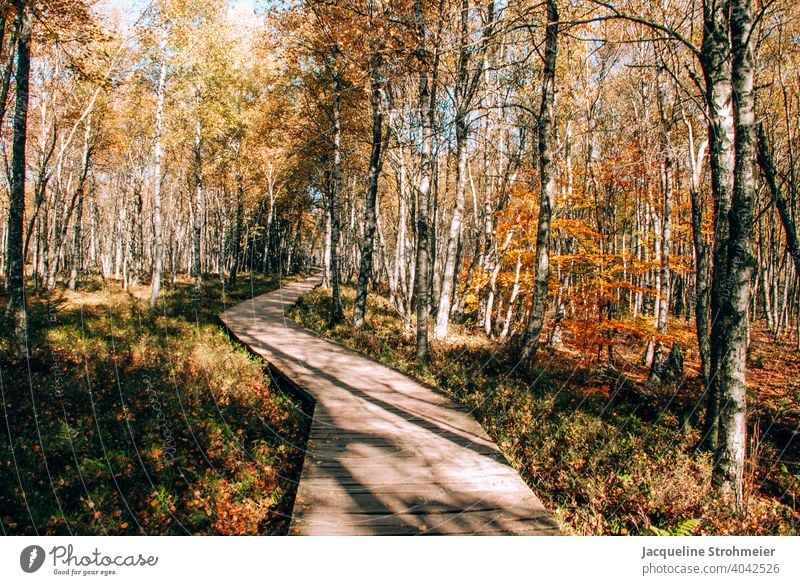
[220,275,559,535]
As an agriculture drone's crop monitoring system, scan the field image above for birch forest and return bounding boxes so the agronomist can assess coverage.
[1,0,800,536]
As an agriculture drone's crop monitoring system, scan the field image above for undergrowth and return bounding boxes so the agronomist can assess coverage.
[288,285,800,535]
[0,273,309,535]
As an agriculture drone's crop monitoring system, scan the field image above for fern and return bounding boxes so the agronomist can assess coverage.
[55,422,81,449]
[645,518,700,536]
[672,518,701,536]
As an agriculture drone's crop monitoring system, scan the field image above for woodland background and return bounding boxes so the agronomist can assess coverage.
[1,0,799,534]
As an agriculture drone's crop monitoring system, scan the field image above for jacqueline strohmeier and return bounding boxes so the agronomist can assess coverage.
[641,546,777,560]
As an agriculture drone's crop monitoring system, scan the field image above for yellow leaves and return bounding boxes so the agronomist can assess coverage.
[607,281,658,297]
[553,218,603,241]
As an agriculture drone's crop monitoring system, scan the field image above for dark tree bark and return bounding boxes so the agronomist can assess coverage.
[67,191,83,291]
[757,124,800,278]
[69,118,93,291]
[5,0,31,358]
[228,164,245,287]
[46,121,93,290]
[353,49,384,329]
[520,0,558,367]
[23,128,55,267]
[329,71,345,324]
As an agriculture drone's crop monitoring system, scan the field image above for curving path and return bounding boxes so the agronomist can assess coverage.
[220,274,559,535]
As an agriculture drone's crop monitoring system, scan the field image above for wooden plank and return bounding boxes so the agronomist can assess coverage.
[291,512,559,536]
[219,275,559,536]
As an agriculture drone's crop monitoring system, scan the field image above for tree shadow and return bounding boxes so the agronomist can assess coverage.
[0,282,309,535]
[220,280,560,535]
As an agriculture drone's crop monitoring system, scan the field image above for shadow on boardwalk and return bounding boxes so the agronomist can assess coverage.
[220,275,559,535]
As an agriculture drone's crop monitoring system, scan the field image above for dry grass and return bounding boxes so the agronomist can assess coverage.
[0,274,309,535]
[289,285,800,535]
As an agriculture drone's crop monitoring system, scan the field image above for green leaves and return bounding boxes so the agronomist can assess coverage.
[644,518,701,536]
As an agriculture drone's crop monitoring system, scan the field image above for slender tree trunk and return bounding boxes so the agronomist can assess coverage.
[122,193,132,290]
[685,114,711,383]
[193,114,203,291]
[228,163,245,286]
[520,0,558,367]
[434,111,468,338]
[353,51,384,329]
[500,254,523,339]
[712,0,756,511]
[414,0,434,363]
[265,166,276,273]
[0,4,18,141]
[651,72,674,381]
[150,34,167,308]
[757,124,800,278]
[329,72,344,323]
[134,184,143,282]
[701,0,735,452]
[114,199,122,280]
[375,196,395,302]
[68,119,92,291]
[484,227,514,336]
[322,185,331,287]
[68,188,83,291]
[46,133,92,290]
[393,147,411,320]
[24,138,54,277]
[5,0,31,358]
[434,0,494,339]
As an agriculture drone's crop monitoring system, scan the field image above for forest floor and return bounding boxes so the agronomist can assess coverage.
[0,273,310,535]
[288,285,800,535]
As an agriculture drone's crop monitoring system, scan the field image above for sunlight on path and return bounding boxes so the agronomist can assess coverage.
[220,275,559,535]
